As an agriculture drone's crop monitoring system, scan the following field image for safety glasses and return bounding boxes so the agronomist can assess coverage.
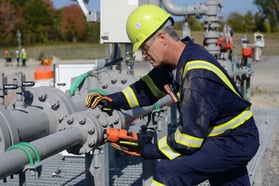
[140,33,159,54]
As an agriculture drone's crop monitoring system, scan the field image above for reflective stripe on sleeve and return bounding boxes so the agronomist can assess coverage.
[158,136,181,160]
[151,179,166,186]
[174,128,204,148]
[121,86,140,108]
[208,110,253,137]
[183,60,241,97]
[141,75,166,98]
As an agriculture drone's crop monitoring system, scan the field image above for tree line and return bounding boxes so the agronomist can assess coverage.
[226,0,279,33]
[0,0,277,47]
[0,0,99,46]
[175,0,279,33]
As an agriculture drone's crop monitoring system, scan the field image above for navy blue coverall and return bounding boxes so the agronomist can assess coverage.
[108,37,259,185]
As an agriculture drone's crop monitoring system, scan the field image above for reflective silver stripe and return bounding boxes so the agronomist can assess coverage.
[121,86,140,108]
[183,60,241,97]
[158,136,181,160]
[209,110,253,137]
[141,75,166,98]
[151,179,166,186]
[174,128,204,148]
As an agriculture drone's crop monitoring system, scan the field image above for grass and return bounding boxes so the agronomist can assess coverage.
[2,32,279,60]
[26,43,111,60]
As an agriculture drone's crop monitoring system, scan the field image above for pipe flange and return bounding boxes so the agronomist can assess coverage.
[58,108,125,154]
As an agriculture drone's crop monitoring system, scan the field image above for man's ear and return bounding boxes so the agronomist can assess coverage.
[158,32,167,46]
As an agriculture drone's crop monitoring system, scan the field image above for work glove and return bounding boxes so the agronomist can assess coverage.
[85,93,113,115]
[105,128,143,157]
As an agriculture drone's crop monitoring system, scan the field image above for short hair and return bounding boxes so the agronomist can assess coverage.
[158,19,180,41]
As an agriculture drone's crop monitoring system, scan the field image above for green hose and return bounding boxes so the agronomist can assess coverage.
[69,72,89,96]
[153,102,160,110]
[19,142,41,163]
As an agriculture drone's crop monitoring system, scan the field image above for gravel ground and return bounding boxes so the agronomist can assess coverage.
[251,56,279,110]
[0,55,279,185]
[250,56,279,186]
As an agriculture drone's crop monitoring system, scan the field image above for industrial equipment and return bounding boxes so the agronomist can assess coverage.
[253,32,265,62]
[0,0,269,186]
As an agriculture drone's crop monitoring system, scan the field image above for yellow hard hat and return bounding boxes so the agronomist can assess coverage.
[126,4,171,52]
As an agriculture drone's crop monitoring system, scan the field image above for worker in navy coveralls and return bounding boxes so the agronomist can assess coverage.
[86,4,259,186]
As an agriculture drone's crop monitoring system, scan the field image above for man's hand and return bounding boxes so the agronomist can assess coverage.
[106,128,143,157]
[85,93,113,115]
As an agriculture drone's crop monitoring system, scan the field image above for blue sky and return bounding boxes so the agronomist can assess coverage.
[53,0,257,18]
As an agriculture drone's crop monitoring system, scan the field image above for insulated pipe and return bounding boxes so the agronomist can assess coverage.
[0,106,51,153]
[161,0,222,56]
[162,0,207,16]
[0,127,84,179]
[0,69,139,153]
[0,76,172,152]
[0,94,171,179]
[9,107,49,142]
[0,107,123,179]
[0,86,86,153]
[122,95,173,124]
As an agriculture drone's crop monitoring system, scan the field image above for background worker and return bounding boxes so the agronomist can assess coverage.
[3,50,12,66]
[86,4,259,186]
[21,48,27,67]
[15,50,20,66]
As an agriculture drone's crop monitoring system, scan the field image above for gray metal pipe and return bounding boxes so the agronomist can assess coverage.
[9,107,49,142]
[162,0,207,16]
[0,95,172,179]
[69,95,173,130]
[122,95,173,124]
[0,86,87,152]
[0,127,84,179]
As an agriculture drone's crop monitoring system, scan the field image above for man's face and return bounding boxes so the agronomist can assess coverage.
[140,33,164,67]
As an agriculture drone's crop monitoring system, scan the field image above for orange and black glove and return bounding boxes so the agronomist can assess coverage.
[105,128,143,157]
[85,93,113,115]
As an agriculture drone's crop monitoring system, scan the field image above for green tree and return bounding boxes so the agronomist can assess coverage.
[254,0,279,32]
[227,13,245,32]
[188,16,203,31]
[60,4,86,42]
[253,12,268,32]
[175,17,203,32]
[0,0,25,46]
[22,0,56,44]
[86,21,100,43]
[10,0,25,6]
[243,11,255,32]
